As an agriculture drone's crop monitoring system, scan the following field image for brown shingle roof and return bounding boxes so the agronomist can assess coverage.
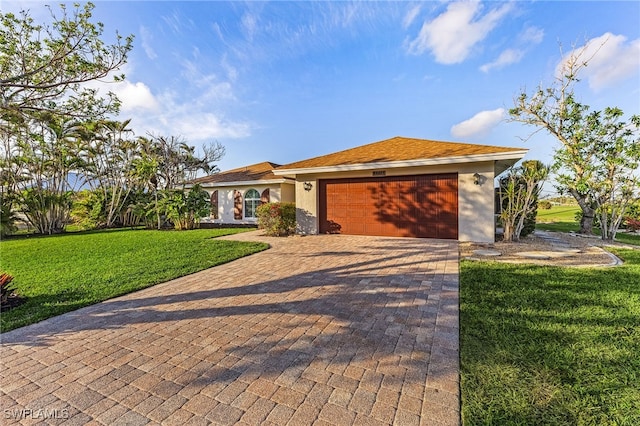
[277,136,526,170]
[191,162,282,184]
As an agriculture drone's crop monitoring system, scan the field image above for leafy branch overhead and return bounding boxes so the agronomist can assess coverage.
[0,2,133,118]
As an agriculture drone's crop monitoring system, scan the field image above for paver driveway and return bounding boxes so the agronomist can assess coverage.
[1,232,460,425]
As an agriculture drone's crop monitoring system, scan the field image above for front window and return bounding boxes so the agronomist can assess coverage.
[244,189,260,218]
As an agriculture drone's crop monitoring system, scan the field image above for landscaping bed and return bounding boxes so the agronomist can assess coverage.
[460,231,629,267]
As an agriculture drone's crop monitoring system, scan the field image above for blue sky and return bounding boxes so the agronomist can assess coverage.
[5,1,640,193]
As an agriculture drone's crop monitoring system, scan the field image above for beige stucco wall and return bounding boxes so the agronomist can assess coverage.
[201,182,295,224]
[295,179,319,234]
[292,161,497,242]
[457,162,496,242]
[281,182,296,205]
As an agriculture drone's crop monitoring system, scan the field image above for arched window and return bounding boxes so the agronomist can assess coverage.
[244,189,260,218]
[210,190,218,219]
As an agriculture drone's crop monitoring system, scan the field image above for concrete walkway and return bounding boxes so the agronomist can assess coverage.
[0,232,460,425]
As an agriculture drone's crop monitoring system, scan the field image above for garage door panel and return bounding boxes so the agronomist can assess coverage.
[319,174,458,239]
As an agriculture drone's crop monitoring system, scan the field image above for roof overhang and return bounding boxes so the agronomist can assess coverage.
[273,150,528,177]
[185,178,295,188]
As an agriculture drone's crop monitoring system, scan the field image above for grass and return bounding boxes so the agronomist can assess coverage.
[535,204,581,233]
[460,248,640,425]
[535,221,579,233]
[613,232,640,246]
[0,228,268,332]
[536,204,640,246]
[537,204,580,222]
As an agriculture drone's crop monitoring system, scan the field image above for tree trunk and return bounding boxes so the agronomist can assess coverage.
[503,221,514,242]
[569,189,595,235]
[579,205,596,235]
[155,190,161,230]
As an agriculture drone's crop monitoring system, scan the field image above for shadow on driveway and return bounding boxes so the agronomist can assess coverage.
[1,233,461,425]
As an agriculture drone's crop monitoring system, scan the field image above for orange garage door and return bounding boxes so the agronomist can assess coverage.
[319,173,458,239]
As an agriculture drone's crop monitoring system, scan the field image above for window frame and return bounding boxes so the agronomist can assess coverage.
[243,188,261,219]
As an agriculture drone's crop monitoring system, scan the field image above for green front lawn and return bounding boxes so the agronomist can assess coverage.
[536,204,640,246]
[537,204,580,222]
[460,249,640,425]
[0,228,268,332]
[611,232,640,246]
[535,221,580,233]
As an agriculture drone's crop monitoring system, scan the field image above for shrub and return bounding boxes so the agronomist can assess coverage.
[538,200,553,210]
[20,188,73,234]
[71,189,106,230]
[0,273,16,305]
[625,217,640,233]
[256,202,296,236]
[626,202,640,221]
[157,184,210,230]
[1,196,19,237]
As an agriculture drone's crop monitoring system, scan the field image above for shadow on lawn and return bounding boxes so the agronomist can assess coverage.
[460,258,640,425]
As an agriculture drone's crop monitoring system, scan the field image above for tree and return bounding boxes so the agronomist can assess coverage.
[0,2,133,119]
[81,119,138,227]
[120,134,225,230]
[0,2,132,234]
[510,42,640,240]
[509,46,600,234]
[149,135,225,190]
[131,137,161,229]
[587,109,639,241]
[499,160,549,242]
[9,112,85,234]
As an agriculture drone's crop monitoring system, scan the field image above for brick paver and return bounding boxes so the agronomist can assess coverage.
[0,232,460,425]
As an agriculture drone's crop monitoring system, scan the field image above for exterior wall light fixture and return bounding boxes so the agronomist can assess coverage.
[473,173,482,185]
[303,182,313,191]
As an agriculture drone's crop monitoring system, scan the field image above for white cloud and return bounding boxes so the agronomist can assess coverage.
[161,10,194,36]
[87,60,251,143]
[180,60,235,102]
[139,26,157,60]
[160,111,251,141]
[112,81,159,112]
[241,13,259,42]
[520,25,544,44]
[451,108,505,139]
[125,61,250,142]
[556,33,640,91]
[402,5,421,29]
[406,1,512,64]
[221,54,238,82]
[123,87,251,142]
[480,48,524,73]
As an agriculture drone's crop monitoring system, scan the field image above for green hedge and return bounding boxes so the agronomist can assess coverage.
[256,202,296,236]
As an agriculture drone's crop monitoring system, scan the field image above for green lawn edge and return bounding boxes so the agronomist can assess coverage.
[0,228,268,333]
[459,248,640,425]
